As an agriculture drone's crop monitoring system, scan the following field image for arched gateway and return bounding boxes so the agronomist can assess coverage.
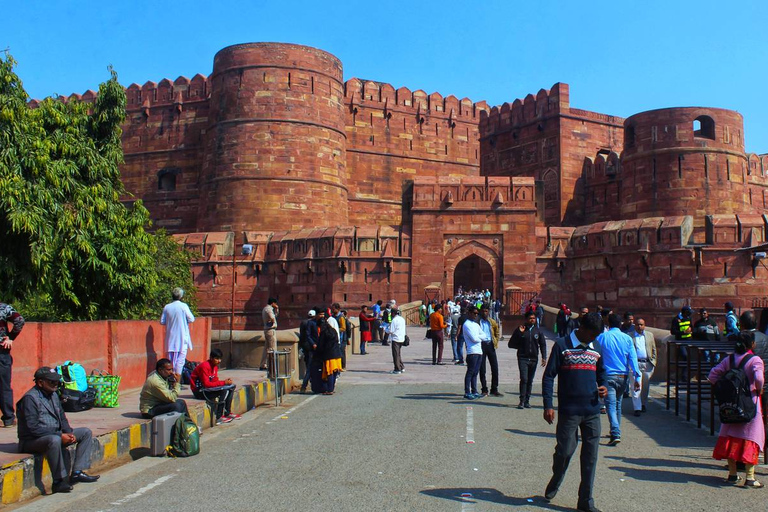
[444,240,499,300]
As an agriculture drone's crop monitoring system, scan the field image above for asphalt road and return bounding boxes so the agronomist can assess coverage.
[12,328,767,512]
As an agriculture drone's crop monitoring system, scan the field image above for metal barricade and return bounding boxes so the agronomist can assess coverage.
[269,349,294,407]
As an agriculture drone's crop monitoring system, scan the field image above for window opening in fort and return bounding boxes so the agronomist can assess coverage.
[158,169,177,191]
[453,255,493,296]
[625,125,635,147]
[678,155,683,178]
[693,116,715,140]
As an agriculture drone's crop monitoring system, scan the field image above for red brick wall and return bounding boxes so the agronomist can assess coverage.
[10,318,211,397]
[344,79,486,225]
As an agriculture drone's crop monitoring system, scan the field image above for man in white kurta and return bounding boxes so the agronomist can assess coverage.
[161,288,195,381]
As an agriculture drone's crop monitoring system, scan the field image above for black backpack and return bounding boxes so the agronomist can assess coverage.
[714,354,756,424]
[59,386,97,412]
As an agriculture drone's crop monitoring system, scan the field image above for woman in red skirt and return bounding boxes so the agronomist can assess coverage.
[708,332,765,488]
[359,305,375,355]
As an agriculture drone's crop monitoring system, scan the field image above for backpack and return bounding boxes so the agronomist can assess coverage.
[714,354,756,424]
[56,361,88,392]
[181,361,198,386]
[167,414,200,457]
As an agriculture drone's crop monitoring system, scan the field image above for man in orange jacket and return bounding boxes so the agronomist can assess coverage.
[429,302,447,365]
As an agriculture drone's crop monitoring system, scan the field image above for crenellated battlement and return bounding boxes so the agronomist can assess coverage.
[344,78,488,120]
[479,83,570,133]
[124,73,209,109]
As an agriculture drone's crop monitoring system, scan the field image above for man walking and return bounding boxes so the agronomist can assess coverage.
[509,311,546,408]
[160,287,195,383]
[389,308,406,374]
[631,318,656,416]
[429,303,447,365]
[0,302,24,427]
[597,314,641,445]
[479,305,502,397]
[535,299,544,328]
[259,297,279,371]
[462,308,487,399]
[299,310,317,394]
[542,312,607,512]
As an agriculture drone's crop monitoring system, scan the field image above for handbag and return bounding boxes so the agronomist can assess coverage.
[87,369,122,408]
[403,335,410,347]
[59,387,96,412]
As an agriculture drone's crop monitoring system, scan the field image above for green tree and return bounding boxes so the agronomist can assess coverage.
[0,53,195,320]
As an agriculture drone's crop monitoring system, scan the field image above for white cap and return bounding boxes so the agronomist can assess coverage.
[308,310,316,317]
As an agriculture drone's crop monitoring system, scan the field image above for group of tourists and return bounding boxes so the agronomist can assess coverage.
[297,303,351,395]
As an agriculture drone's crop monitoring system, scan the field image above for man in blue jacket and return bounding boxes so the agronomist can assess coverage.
[542,312,607,512]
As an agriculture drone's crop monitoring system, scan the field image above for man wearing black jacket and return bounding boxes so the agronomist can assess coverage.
[509,311,547,409]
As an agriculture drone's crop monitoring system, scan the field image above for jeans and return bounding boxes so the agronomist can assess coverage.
[450,330,459,361]
[20,427,93,482]
[464,354,482,395]
[518,357,538,404]
[0,353,14,422]
[605,375,628,438]
[455,337,465,363]
[302,351,313,389]
[479,343,499,394]
[546,413,600,510]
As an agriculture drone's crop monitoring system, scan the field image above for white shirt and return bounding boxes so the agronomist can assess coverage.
[463,320,485,355]
[634,332,648,360]
[161,300,195,352]
[327,316,340,343]
[390,315,406,343]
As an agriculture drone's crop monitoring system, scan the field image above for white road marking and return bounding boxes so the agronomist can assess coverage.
[466,407,475,444]
[109,474,176,506]
[269,394,319,422]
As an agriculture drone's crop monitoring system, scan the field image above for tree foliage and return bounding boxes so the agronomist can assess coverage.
[0,53,196,320]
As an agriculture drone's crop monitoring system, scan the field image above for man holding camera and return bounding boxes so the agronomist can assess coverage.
[139,358,188,418]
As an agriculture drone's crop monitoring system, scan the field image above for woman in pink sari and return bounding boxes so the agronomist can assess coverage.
[708,332,765,488]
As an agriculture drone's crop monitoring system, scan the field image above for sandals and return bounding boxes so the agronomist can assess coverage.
[744,480,764,488]
[726,475,743,485]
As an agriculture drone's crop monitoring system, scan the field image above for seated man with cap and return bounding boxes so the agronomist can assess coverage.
[17,366,99,493]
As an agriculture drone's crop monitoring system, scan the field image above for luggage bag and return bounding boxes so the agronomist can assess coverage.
[151,411,184,456]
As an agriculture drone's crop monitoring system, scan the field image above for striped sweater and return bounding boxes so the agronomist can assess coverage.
[543,336,606,416]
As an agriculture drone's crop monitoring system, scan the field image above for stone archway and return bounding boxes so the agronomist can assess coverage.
[444,240,500,299]
[453,255,493,295]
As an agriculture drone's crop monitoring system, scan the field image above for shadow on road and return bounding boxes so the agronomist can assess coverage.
[396,393,463,400]
[505,428,555,438]
[607,464,723,486]
[421,488,572,510]
[605,455,722,472]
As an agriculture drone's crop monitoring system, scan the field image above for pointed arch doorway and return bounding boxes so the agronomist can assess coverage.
[444,240,499,300]
[453,255,493,295]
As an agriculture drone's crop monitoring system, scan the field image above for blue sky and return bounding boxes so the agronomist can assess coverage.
[4,1,767,152]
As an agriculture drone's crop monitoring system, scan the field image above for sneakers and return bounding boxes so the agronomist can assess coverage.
[216,415,234,425]
[400,368,405,373]
[607,437,621,446]
[517,403,525,410]
[226,413,242,420]
[455,361,465,366]
[473,393,484,400]
[524,402,531,408]
[464,394,477,400]
[390,370,402,375]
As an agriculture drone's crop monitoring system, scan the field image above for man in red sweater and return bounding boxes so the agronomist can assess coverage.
[190,348,239,425]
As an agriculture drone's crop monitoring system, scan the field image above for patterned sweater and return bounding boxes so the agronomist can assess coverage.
[543,335,606,416]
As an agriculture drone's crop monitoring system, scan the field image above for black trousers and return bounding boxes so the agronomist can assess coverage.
[518,357,538,404]
[20,427,93,482]
[193,386,235,419]
[479,343,499,393]
[546,413,600,510]
[142,399,188,419]
[392,342,404,371]
[0,353,14,422]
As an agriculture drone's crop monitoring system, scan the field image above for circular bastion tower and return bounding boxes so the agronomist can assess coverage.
[197,43,348,232]
[620,107,749,221]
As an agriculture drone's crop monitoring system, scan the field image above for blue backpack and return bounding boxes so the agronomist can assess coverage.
[57,361,88,392]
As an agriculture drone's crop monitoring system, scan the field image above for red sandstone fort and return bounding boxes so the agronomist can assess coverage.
[42,42,768,328]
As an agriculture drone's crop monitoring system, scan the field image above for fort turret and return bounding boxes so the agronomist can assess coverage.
[197,43,349,232]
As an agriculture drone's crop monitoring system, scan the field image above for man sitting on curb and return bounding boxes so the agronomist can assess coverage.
[190,348,240,425]
[17,367,99,494]
[139,358,189,418]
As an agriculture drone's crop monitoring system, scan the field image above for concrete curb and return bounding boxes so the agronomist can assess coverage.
[0,379,286,506]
